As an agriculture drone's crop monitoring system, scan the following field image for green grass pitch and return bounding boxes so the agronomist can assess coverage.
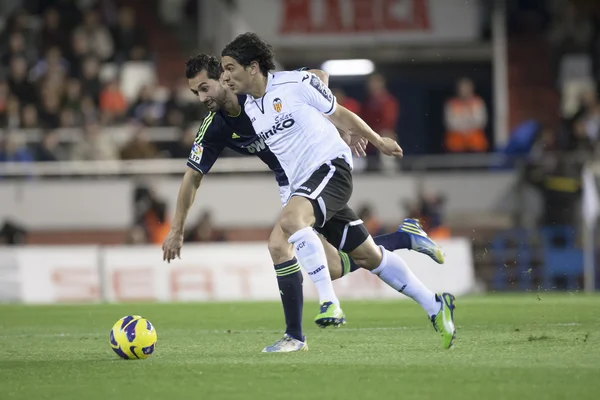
[1,294,599,400]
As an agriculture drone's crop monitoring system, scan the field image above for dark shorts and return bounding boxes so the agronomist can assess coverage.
[292,158,369,253]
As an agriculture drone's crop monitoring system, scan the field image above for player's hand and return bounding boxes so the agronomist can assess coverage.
[376,137,403,157]
[347,135,368,157]
[340,130,368,157]
[162,229,183,263]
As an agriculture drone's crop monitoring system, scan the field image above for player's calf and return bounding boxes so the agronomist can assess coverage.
[348,236,455,348]
[279,196,344,328]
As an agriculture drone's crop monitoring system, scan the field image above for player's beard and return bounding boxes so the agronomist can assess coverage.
[204,98,219,111]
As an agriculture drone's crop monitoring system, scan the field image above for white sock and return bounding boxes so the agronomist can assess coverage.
[288,227,340,306]
[371,246,440,316]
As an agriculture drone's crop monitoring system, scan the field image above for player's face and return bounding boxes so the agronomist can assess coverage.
[221,56,253,94]
[188,70,226,112]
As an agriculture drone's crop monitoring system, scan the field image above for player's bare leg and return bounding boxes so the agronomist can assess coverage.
[349,237,456,349]
[278,195,345,328]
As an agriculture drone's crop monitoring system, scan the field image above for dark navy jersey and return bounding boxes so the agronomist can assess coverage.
[186,96,289,187]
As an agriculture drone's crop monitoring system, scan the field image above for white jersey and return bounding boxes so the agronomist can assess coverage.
[243,71,352,192]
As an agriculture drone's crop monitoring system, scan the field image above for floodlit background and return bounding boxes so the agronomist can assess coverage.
[2,2,600,400]
[0,0,598,300]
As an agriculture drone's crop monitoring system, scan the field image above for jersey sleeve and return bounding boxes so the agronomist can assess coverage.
[297,72,337,115]
[186,111,227,174]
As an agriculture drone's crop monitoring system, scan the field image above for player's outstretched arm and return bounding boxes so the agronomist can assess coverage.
[162,168,203,263]
[329,104,403,157]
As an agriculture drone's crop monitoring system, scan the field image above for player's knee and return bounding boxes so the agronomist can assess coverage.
[279,196,316,238]
[349,240,383,271]
[279,212,306,238]
[267,234,294,264]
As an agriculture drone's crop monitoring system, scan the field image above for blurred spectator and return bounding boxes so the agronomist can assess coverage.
[80,96,99,123]
[111,6,148,62]
[73,8,114,62]
[29,46,69,82]
[570,118,595,154]
[164,79,198,126]
[134,185,171,244]
[1,9,37,56]
[1,32,34,68]
[361,73,399,170]
[332,88,361,115]
[1,96,21,128]
[0,81,8,115]
[80,56,101,103]
[8,56,36,105]
[549,2,593,55]
[130,85,165,126]
[444,77,488,153]
[34,130,66,162]
[357,204,385,236]
[70,121,118,160]
[0,220,27,245]
[124,224,149,245]
[63,78,83,112]
[99,79,127,123]
[184,211,226,242]
[120,127,158,160]
[21,104,39,129]
[571,89,600,146]
[38,7,70,56]
[526,127,583,226]
[69,30,91,78]
[38,91,62,129]
[59,108,78,128]
[168,127,196,158]
[0,134,33,163]
[403,192,450,239]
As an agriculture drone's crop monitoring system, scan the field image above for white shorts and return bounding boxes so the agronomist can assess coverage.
[279,185,291,207]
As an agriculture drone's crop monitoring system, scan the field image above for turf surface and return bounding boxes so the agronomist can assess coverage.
[1,294,599,400]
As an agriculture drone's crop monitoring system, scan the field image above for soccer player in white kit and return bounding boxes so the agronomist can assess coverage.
[221,33,457,349]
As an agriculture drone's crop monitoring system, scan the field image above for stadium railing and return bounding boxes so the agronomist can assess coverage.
[0,153,522,177]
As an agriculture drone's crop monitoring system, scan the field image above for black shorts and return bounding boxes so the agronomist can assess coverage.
[292,158,369,253]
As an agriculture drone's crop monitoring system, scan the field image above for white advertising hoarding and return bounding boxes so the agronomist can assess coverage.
[0,239,474,304]
[16,246,101,304]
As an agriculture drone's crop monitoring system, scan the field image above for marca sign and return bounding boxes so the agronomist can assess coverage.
[237,0,479,46]
[279,0,430,34]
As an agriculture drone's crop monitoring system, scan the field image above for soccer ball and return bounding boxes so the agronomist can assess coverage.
[109,315,157,360]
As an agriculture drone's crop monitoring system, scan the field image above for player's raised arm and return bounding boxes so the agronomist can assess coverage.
[328,104,402,157]
[298,72,401,157]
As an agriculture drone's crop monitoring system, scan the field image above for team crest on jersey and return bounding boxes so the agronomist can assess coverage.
[273,98,283,113]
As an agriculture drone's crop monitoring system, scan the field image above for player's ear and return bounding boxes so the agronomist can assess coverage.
[249,61,260,76]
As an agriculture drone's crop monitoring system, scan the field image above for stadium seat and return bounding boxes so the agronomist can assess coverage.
[492,228,534,290]
[542,249,584,290]
[539,226,584,289]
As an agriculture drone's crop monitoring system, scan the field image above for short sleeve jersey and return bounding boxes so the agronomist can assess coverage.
[186,99,288,187]
[242,71,352,191]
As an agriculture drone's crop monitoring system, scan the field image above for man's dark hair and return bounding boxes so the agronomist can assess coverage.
[185,54,222,80]
[221,32,276,77]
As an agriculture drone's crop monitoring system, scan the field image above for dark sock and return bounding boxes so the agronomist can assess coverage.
[274,258,303,341]
[374,231,412,251]
[339,250,361,276]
